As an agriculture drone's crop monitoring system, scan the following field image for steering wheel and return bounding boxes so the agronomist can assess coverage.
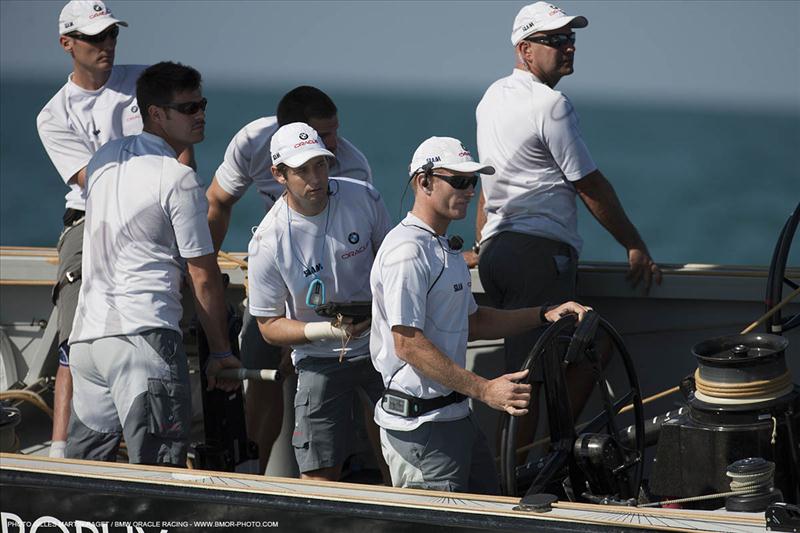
[765,201,799,334]
[499,311,645,502]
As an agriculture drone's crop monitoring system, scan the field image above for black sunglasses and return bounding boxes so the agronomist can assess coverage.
[431,173,479,190]
[525,33,576,48]
[160,97,208,115]
[69,25,119,44]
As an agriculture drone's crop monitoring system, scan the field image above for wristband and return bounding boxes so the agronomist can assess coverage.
[304,321,349,342]
[472,242,481,255]
[210,350,233,359]
[539,304,552,324]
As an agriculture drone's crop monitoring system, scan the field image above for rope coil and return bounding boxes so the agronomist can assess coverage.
[694,369,794,403]
[727,461,774,495]
[640,459,775,508]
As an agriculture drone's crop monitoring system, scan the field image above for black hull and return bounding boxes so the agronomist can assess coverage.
[0,454,766,533]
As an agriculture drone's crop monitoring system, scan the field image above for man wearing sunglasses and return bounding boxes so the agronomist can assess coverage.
[473,2,662,456]
[37,0,196,461]
[369,137,589,493]
[36,0,144,460]
[66,62,240,465]
[206,86,372,474]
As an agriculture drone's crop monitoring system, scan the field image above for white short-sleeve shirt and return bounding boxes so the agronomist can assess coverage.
[214,116,372,211]
[247,178,391,364]
[476,68,598,254]
[70,132,215,343]
[37,65,146,212]
[370,213,477,431]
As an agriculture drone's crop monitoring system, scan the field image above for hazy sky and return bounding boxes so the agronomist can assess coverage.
[2,0,799,110]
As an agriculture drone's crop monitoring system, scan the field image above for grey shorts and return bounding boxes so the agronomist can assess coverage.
[380,413,500,495]
[292,354,383,473]
[66,328,191,466]
[54,219,84,346]
[239,306,282,370]
[478,232,577,378]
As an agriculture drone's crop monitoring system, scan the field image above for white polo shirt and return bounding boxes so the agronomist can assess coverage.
[214,116,372,211]
[37,65,146,212]
[370,213,476,431]
[476,68,598,254]
[248,178,391,364]
[70,132,215,343]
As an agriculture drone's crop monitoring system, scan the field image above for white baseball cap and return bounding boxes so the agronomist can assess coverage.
[270,122,335,168]
[409,137,495,177]
[511,2,588,46]
[59,0,127,36]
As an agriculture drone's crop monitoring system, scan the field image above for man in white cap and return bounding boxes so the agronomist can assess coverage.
[247,122,390,482]
[37,0,148,459]
[370,136,589,493]
[473,2,662,452]
[206,86,371,473]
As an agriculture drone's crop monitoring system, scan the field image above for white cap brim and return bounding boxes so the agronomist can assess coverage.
[280,147,335,168]
[440,162,496,175]
[64,17,127,35]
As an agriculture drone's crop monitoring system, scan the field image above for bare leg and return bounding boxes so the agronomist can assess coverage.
[565,361,596,422]
[301,464,342,481]
[245,380,284,473]
[51,364,73,455]
[565,332,612,422]
[512,383,541,463]
[359,393,391,485]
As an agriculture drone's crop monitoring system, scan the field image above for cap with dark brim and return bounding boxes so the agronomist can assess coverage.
[439,162,496,175]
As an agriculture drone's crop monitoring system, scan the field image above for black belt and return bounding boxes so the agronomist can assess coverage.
[380,389,466,418]
[63,208,85,227]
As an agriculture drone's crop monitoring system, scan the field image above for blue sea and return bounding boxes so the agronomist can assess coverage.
[1,77,798,267]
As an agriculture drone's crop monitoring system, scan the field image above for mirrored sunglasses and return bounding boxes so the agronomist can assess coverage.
[431,173,479,190]
[160,97,208,115]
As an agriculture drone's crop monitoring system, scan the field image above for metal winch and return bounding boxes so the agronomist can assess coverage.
[650,333,799,508]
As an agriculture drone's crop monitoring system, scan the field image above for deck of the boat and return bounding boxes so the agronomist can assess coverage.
[0,453,768,533]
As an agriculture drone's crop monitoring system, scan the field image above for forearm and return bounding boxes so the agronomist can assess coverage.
[256,316,309,346]
[393,327,487,400]
[206,178,238,251]
[577,170,647,251]
[207,202,232,251]
[475,190,487,243]
[468,306,541,341]
[257,316,353,347]
[187,259,231,354]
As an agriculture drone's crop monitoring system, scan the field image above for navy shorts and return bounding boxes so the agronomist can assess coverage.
[478,232,577,378]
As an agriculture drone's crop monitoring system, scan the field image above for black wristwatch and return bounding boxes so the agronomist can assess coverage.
[471,242,481,255]
[539,303,552,324]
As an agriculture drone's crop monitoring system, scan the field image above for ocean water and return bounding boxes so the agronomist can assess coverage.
[1,77,798,267]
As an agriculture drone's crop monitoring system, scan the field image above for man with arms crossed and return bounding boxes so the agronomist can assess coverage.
[37,0,192,457]
[370,136,589,493]
[206,86,371,472]
[473,2,662,451]
[66,62,239,465]
[247,122,390,481]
